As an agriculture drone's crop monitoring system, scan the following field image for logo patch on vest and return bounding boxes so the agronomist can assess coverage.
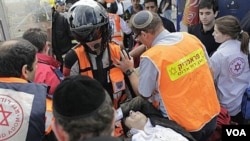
[229,57,245,76]
[167,48,207,81]
[0,88,34,141]
[112,80,125,93]
[0,95,24,140]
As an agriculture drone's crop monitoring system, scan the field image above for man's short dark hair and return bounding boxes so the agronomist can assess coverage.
[0,39,37,77]
[109,2,118,14]
[199,0,219,13]
[144,0,158,6]
[22,28,47,52]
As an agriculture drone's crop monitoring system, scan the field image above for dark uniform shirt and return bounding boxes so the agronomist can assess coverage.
[160,15,176,32]
[241,10,250,36]
[188,23,220,56]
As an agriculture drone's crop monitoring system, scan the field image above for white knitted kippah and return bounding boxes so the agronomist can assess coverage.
[132,10,153,29]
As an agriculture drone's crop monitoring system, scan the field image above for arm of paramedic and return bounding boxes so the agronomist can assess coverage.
[114,50,140,96]
[129,44,146,58]
[63,49,78,76]
[138,58,159,99]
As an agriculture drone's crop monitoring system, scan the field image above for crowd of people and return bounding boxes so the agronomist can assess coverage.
[0,0,250,141]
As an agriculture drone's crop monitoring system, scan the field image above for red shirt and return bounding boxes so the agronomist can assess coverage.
[34,53,61,95]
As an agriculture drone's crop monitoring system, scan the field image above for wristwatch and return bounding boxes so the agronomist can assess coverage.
[125,69,134,76]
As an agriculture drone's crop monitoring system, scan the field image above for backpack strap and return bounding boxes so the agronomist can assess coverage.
[53,67,64,81]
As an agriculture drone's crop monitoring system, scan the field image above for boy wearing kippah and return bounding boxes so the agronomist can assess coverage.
[52,75,121,141]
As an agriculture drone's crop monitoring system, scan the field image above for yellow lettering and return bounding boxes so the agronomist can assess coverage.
[167,48,207,81]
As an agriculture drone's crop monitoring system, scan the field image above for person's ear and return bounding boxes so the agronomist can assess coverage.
[141,31,146,35]
[52,120,68,141]
[141,30,151,40]
[44,41,51,55]
[140,31,146,38]
[21,64,29,80]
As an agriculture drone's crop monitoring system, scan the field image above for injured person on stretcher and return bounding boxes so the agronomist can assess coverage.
[116,96,197,141]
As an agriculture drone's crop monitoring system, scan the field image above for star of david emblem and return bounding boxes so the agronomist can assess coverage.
[229,57,245,76]
[234,63,241,72]
[0,104,12,126]
[170,67,177,75]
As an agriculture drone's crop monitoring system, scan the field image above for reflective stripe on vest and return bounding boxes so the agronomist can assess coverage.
[74,44,126,109]
[45,98,54,135]
[141,32,220,131]
[105,0,115,3]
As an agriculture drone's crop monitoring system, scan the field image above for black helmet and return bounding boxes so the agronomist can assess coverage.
[68,0,109,43]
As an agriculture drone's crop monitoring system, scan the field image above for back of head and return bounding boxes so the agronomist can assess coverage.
[130,10,162,35]
[0,39,37,77]
[22,28,47,52]
[108,2,118,14]
[215,15,249,54]
[199,0,218,13]
[215,15,241,38]
[67,0,111,44]
[53,75,114,140]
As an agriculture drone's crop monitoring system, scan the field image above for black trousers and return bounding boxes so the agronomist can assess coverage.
[231,111,244,124]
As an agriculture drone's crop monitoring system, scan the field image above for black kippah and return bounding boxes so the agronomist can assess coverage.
[53,75,106,118]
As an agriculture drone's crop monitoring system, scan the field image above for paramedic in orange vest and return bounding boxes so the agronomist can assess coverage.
[115,10,220,141]
[0,39,47,141]
[108,11,132,50]
[63,0,132,109]
[106,0,132,50]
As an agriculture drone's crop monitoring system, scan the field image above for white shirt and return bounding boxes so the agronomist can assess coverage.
[210,39,250,116]
[116,0,124,16]
[130,119,188,141]
[120,17,131,34]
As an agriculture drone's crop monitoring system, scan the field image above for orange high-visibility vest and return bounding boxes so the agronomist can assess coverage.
[45,98,54,135]
[105,0,115,3]
[141,32,220,131]
[108,13,123,45]
[74,43,127,109]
